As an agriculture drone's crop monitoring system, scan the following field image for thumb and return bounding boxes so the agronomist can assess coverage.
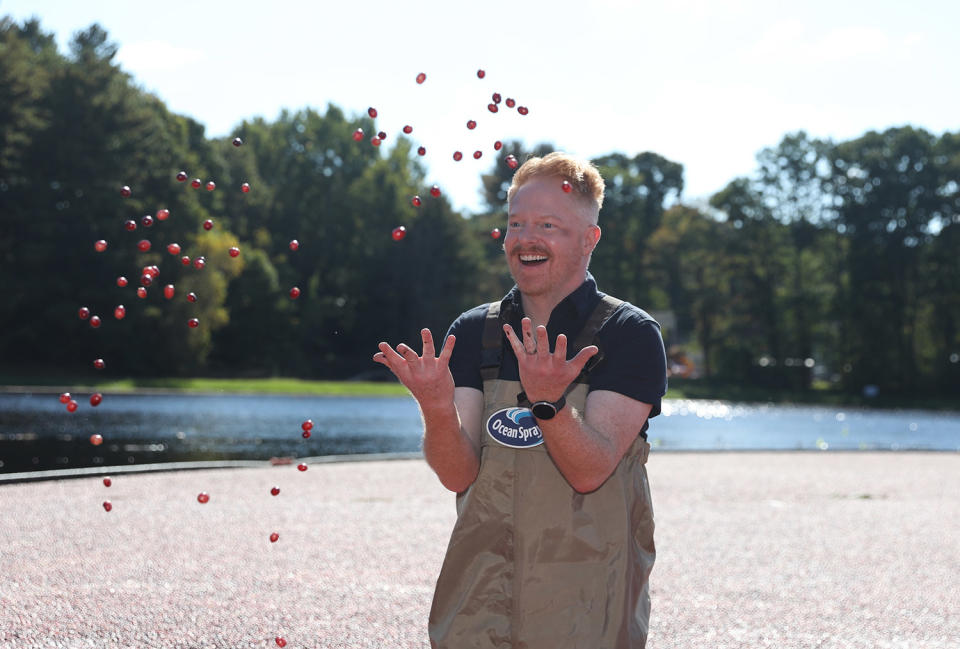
[568,345,599,374]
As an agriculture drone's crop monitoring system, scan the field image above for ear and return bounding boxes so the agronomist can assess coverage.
[583,224,601,254]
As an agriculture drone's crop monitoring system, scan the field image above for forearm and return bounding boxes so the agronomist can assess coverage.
[420,400,480,493]
[538,407,619,493]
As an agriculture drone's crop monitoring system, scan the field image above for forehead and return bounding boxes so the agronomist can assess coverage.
[508,176,590,221]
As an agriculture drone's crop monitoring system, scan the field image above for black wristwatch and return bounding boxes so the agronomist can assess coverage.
[530,395,567,420]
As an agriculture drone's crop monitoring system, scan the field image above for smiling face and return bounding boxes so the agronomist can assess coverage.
[504,176,601,306]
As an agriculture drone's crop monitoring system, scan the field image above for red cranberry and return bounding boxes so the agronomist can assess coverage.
[505,154,519,169]
[289,239,299,251]
[205,181,216,191]
[187,292,198,303]
[90,433,104,444]
[297,463,307,472]
[270,486,280,496]
[140,274,153,287]
[562,180,572,193]
[93,358,105,370]
[466,120,477,130]
[232,137,243,147]
[518,106,529,115]
[492,92,502,104]
[505,98,515,108]
[378,130,386,140]
[90,316,102,328]
[116,276,128,287]
[141,215,154,227]
[302,420,314,432]
[157,208,170,221]
[78,307,91,320]
[94,240,108,252]
[103,477,112,487]
[102,501,112,512]
[476,69,485,79]
[114,305,126,320]
[402,125,413,134]
[367,107,377,118]
[194,257,206,269]
[137,287,147,299]
[430,185,441,197]
[191,178,202,188]
[473,150,482,159]
[67,400,78,413]
[302,431,311,439]
[176,171,188,182]
[164,284,175,300]
[270,533,280,543]
[488,103,498,113]
[181,255,191,266]
[120,185,131,198]
[90,394,103,407]
[145,265,160,278]
[417,146,426,156]
[137,239,151,252]
[392,226,407,241]
[453,151,462,161]
[416,72,426,84]
[411,195,422,207]
[370,136,381,147]
[241,182,250,193]
[59,392,71,404]
[188,318,199,328]
[494,140,503,151]
[197,492,210,504]
[352,128,364,141]
[124,220,137,232]
[228,247,240,258]
[289,287,301,299]
[167,243,181,255]
[491,228,502,239]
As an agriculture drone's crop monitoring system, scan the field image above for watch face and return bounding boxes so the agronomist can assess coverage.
[531,402,557,420]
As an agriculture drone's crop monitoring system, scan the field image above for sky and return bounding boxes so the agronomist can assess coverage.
[4,0,959,215]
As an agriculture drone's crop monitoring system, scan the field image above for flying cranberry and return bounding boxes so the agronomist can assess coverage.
[67,400,78,413]
[370,136,381,147]
[562,180,573,193]
[164,284,175,300]
[518,106,529,115]
[392,226,407,241]
[124,220,137,232]
[93,358,105,370]
[59,392,71,404]
[103,477,112,487]
[94,240,108,252]
[116,276,128,287]
[241,182,250,193]
[352,128,364,142]
[488,103,498,113]
[416,72,426,84]
[90,433,104,445]
[181,255,191,266]
[378,130,386,140]
[505,98,516,108]
[78,307,91,320]
[187,292,198,303]
[228,247,240,258]
[157,208,170,221]
[289,287,301,299]
[492,92,502,104]
[102,501,112,512]
[302,420,314,432]
[368,107,378,118]
[302,430,311,439]
[289,239,299,251]
[473,150,483,159]
[197,492,210,504]
[140,274,153,287]
[136,287,147,299]
[430,185,441,198]
[232,137,243,147]
[90,393,103,407]
[90,316,102,329]
[114,305,126,320]
[417,146,426,156]
[141,215,154,227]
[120,185,131,198]
[477,69,485,79]
[505,154,519,169]
[137,239,151,252]
[494,140,503,151]
[491,228,502,239]
[411,195,422,207]
[146,265,160,277]
[402,125,413,134]
[297,463,307,472]
[270,486,280,496]
[270,532,280,543]
[191,178,202,189]
[466,120,477,130]
[193,256,205,269]
[167,243,181,255]
[205,181,215,191]
[188,318,199,328]
[176,171,188,182]
[453,151,462,161]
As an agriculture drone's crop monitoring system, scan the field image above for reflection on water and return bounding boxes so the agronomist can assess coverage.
[1,392,958,474]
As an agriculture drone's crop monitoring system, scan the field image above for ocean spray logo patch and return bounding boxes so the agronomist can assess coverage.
[486,407,543,448]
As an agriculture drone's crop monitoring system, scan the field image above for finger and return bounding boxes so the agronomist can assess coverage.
[554,333,568,360]
[372,352,388,366]
[535,325,550,357]
[438,334,456,364]
[569,345,600,373]
[378,341,406,364]
[421,328,435,359]
[521,318,534,351]
[396,343,419,361]
[502,323,525,356]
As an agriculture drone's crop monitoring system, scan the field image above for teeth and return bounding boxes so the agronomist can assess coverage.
[520,254,547,262]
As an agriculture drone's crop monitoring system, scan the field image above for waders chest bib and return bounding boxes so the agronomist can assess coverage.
[428,298,656,649]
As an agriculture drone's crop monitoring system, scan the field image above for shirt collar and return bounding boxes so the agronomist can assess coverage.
[500,272,600,320]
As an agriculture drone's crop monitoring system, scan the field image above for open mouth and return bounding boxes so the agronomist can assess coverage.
[519,254,548,266]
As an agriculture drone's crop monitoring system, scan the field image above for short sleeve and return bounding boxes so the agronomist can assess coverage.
[446,305,488,391]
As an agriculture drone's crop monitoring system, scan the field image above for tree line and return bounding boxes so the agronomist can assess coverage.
[1,17,958,398]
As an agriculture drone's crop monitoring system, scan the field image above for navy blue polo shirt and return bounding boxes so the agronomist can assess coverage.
[446,273,667,435]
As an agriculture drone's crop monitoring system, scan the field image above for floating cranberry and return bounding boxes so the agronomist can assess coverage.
[59,392,71,404]
[370,136,381,147]
[302,420,314,432]
[302,431,311,439]
[141,215,154,228]
[505,154,519,169]
[505,98,516,108]
[191,178,202,188]
[103,477,112,487]
[368,107,378,118]
[120,185,131,198]
[297,463,307,472]
[453,151,463,161]
[494,140,503,151]
[187,292,198,303]
[102,501,112,512]
[270,533,280,543]
[492,92,502,104]
[90,393,103,407]
[197,492,210,504]
[167,243,181,255]
[194,256,206,269]
[228,247,240,258]
[417,146,426,156]
[411,195,422,207]
[137,239,151,252]
[352,128,364,142]
[378,130,386,140]
[392,226,407,241]
[157,208,170,221]
[78,307,91,320]
[93,358,105,370]
[270,486,280,496]
[116,276,128,288]
[94,240,108,252]
[114,305,126,320]
[488,103,498,113]
[289,287,301,299]
[136,287,147,299]
[474,150,483,159]
[188,318,199,328]
[90,433,104,444]
[124,220,137,232]
[176,171,188,182]
[181,255,191,266]
[241,182,250,193]
[233,137,243,147]
[416,72,426,84]
[477,69,485,79]
[430,185,441,198]
[562,180,573,193]
[491,228,502,239]
[67,400,78,413]
[164,284,175,300]
[140,274,153,287]
[402,125,413,134]
[143,265,159,278]
[466,120,477,130]
[518,106,529,115]
[90,316,101,329]
[289,239,299,251]
[205,181,216,191]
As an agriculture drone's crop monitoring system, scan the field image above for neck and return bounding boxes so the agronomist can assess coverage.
[519,272,588,327]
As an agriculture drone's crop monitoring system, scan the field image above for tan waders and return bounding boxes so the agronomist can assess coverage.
[429,298,656,649]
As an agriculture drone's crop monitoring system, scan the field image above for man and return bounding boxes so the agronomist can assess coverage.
[374,152,667,648]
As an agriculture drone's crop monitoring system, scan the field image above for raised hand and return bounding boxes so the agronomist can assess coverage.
[503,318,598,403]
[373,328,456,407]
